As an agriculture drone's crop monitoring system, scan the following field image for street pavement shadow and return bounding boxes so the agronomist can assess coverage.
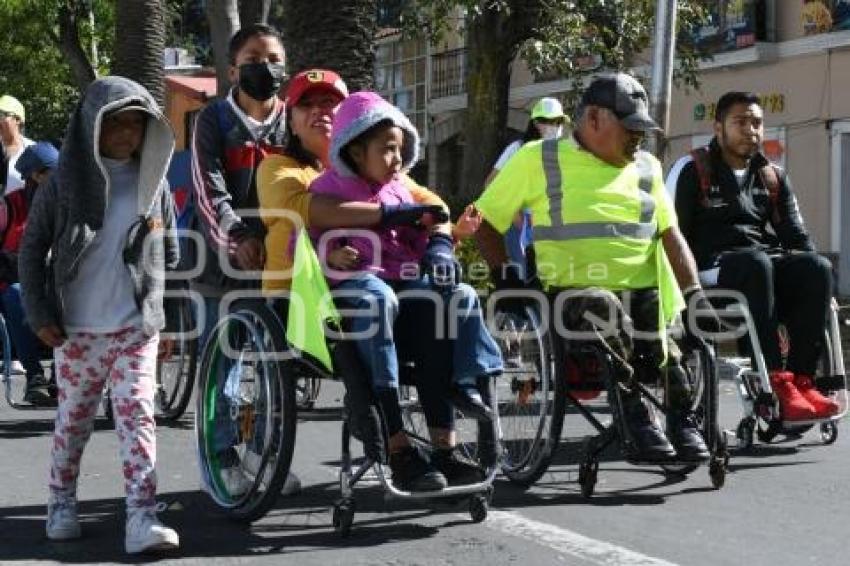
[0,416,115,440]
[0,478,453,563]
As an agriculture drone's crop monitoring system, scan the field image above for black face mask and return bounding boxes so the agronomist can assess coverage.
[238,62,286,101]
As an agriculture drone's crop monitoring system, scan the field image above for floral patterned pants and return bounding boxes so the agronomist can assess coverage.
[49,327,159,509]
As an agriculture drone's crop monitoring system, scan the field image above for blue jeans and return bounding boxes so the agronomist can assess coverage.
[0,283,44,380]
[334,274,503,391]
[200,296,239,455]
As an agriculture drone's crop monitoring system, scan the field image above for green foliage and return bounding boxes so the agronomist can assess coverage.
[455,234,492,291]
[0,0,115,140]
[401,0,710,113]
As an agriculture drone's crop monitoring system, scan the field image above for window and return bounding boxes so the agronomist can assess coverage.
[374,37,429,143]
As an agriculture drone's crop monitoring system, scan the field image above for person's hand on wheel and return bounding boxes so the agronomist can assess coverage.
[682,286,722,349]
[234,236,265,271]
[37,324,66,348]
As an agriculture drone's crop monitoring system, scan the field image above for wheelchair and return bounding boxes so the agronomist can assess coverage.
[711,295,847,449]
[193,297,498,532]
[0,312,58,410]
[492,289,729,497]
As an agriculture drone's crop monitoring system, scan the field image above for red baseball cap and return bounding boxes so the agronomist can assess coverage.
[285,69,349,108]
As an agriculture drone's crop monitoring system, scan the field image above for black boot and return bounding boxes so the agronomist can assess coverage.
[388,445,448,492]
[23,374,54,406]
[620,390,676,462]
[667,411,710,462]
[432,447,484,485]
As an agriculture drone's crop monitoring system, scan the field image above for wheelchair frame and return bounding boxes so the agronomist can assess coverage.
[194,298,498,533]
[493,298,730,497]
[718,298,848,448]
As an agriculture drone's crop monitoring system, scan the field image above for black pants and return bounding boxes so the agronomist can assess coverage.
[717,250,832,374]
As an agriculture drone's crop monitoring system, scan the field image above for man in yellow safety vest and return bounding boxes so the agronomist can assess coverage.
[475,73,715,463]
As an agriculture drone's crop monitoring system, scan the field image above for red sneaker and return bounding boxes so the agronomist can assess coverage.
[770,371,816,422]
[793,374,839,418]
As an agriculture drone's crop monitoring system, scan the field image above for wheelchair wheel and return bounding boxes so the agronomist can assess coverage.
[156,295,198,422]
[494,308,563,486]
[195,300,297,523]
[0,313,20,407]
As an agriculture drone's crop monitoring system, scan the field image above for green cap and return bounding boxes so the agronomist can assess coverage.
[530,97,565,121]
[0,95,25,123]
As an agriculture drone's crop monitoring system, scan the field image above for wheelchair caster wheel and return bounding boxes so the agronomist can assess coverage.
[756,420,779,444]
[709,458,726,489]
[469,494,489,523]
[820,421,838,445]
[736,418,755,450]
[332,499,355,537]
[578,462,598,498]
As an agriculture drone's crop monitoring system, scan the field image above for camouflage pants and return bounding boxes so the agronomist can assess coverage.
[550,287,692,410]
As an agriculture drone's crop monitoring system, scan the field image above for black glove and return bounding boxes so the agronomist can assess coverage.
[379,203,449,228]
[682,286,722,349]
[491,263,532,319]
[421,233,460,289]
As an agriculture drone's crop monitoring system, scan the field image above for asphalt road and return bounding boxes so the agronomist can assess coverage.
[1,376,848,566]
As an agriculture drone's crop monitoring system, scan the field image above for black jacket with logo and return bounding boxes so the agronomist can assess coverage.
[668,138,813,270]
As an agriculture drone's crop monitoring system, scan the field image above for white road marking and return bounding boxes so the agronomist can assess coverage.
[485,510,680,566]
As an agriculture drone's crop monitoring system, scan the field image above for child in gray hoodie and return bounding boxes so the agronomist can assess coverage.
[19,76,180,554]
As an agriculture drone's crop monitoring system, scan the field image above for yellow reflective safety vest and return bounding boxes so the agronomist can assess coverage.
[529,139,684,328]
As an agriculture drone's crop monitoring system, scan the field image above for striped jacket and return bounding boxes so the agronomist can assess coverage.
[190,92,286,291]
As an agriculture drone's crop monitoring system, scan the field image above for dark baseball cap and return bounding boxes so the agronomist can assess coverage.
[580,73,660,132]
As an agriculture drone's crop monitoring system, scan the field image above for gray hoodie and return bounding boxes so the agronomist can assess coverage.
[19,76,179,337]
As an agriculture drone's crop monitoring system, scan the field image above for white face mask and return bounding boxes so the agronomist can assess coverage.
[538,124,563,140]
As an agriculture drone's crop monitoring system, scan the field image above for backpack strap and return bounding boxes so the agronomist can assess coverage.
[689,147,712,207]
[758,164,781,225]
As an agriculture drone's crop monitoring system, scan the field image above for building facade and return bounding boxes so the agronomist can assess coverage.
[667,0,850,294]
[376,1,850,294]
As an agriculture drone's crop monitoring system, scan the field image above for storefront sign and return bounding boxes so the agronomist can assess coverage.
[693,93,785,121]
[802,1,850,35]
[690,0,757,54]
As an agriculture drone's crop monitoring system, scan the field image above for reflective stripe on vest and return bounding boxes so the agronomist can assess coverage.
[533,139,658,241]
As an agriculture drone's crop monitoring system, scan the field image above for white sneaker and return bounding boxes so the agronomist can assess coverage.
[46,494,81,541]
[242,450,301,496]
[219,465,254,497]
[2,359,26,375]
[125,508,179,555]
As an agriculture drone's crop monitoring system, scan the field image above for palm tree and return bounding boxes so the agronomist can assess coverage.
[281,0,378,91]
[113,0,167,106]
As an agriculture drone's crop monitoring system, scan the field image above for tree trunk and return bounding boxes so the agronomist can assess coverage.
[282,0,377,91]
[113,0,167,106]
[206,0,241,97]
[54,5,97,93]
[239,0,271,26]
[459,10,517,202]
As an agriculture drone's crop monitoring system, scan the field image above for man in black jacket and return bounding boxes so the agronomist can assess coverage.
[667,91,838,421]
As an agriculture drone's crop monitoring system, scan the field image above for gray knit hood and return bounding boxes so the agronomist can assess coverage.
[58,75,175,227]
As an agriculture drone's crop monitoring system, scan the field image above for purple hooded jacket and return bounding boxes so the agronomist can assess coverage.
[309,91,427,282]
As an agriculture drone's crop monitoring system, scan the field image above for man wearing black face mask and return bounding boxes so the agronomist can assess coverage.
[190,24,302,497]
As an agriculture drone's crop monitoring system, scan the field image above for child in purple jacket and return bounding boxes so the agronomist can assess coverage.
[308,92,502,492]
